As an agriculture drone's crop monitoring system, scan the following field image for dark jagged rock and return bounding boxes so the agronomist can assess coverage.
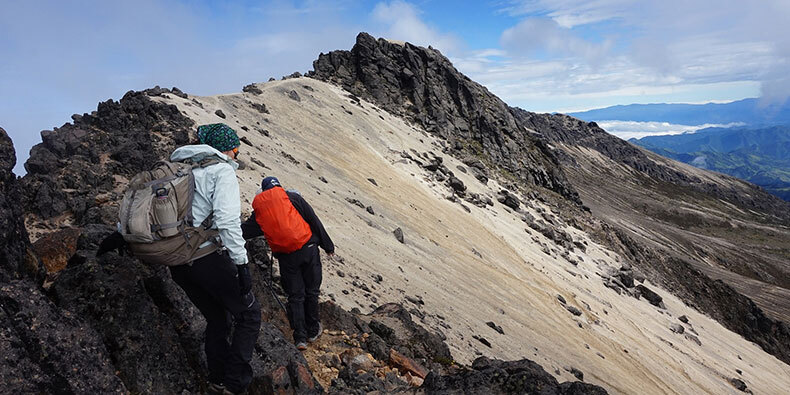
[422,357,607,394]
[310,32,580,204]
[497,189,521,210]
[0,280,126,393]
[565,305,583,316]
[243,83,263,95]
[486,321,504,335]
[50,236,205,393]
[21,90,194,230]
[730,377,748,392]
[448,176,466,193]
[635,285,665,308]
[369,303,451,365]
[393,227,404,243]
[215,109,227,118]
[566,366,584,381]
[249,323,322,393]
[0,127,41,282]
[250,101,270,114]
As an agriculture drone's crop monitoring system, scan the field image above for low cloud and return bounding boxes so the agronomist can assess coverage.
[596,120,745,140]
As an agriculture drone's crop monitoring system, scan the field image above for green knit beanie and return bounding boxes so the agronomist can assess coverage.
[196,123,240,152]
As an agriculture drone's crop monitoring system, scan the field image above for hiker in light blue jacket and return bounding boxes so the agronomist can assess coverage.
[168,123,260,395]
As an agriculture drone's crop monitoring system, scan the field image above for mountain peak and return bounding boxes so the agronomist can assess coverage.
[311,32,580,203]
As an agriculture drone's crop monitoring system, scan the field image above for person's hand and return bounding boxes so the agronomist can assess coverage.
[237,264,252,295]
[97,231,127,257]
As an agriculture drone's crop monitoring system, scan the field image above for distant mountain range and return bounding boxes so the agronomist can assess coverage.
[566,98,790,201]
[630,125,790,200]
[568,98,790,126]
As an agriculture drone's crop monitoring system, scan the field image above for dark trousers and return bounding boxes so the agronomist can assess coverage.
[170,251,261,393]
[277,243,322,343]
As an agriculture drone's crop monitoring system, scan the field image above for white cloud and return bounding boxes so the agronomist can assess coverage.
[0,0,360,175]
[501,0,634,28]
[370,1,462,55]
[596,120,745,140]
[491,0,790,107]
[500,18,612,65]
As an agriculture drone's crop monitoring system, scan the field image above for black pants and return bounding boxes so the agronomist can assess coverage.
[170,251,261,393]
[277,243,322,343]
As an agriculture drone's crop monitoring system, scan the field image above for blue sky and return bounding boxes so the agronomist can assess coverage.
[2,0,789,174]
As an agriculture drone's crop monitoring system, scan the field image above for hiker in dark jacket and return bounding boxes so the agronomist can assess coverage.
[242,176,334,350]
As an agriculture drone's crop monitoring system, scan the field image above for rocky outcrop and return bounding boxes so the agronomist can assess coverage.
[1,280,125,393]
[0,127,39,282]
[21,90,195,233]
[1,130,123,393]
[310,32,580,204]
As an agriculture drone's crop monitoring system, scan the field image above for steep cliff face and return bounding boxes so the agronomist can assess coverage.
[311,32,579,203]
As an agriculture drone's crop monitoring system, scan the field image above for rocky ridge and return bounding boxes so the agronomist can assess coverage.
[310,32,580,205]
[1,86,603,393]
[3,32,788,394]
[307,33,790,366]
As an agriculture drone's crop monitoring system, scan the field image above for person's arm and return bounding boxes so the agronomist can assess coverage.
[241,211,264,240]
[211,164,248,265]
[287,191,334,254]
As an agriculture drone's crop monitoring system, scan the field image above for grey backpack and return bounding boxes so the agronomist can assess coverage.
[119,159,222,266]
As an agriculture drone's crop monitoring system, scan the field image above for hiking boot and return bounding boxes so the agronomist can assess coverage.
[296,341,308,351]
[308,322,323,343]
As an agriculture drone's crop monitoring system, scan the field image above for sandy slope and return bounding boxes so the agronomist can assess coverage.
[152,78,790,394]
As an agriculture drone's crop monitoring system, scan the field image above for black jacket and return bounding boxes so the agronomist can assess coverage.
[242,190,334,257]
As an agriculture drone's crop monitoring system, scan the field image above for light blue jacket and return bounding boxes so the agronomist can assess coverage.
[170,145,248,265]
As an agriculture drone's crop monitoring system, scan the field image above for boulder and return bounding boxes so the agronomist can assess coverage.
[393,227,404,243]
[635,285,665,308]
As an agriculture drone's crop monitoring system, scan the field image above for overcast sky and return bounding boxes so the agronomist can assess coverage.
[2,0,789,174]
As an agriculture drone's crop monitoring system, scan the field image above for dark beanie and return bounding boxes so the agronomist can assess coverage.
[261,176,281,191]
[196,123,240,152]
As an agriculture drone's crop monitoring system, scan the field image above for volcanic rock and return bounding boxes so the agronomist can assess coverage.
[635,285,665,308]
[393,227,404,243]
[310,32,580,203]
[423,357,606,394]
[0,127,40,282]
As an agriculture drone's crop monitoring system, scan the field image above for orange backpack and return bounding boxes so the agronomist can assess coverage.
[252,187,313,253]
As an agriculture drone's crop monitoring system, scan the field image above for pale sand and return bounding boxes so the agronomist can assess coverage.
[152,78,790,394]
